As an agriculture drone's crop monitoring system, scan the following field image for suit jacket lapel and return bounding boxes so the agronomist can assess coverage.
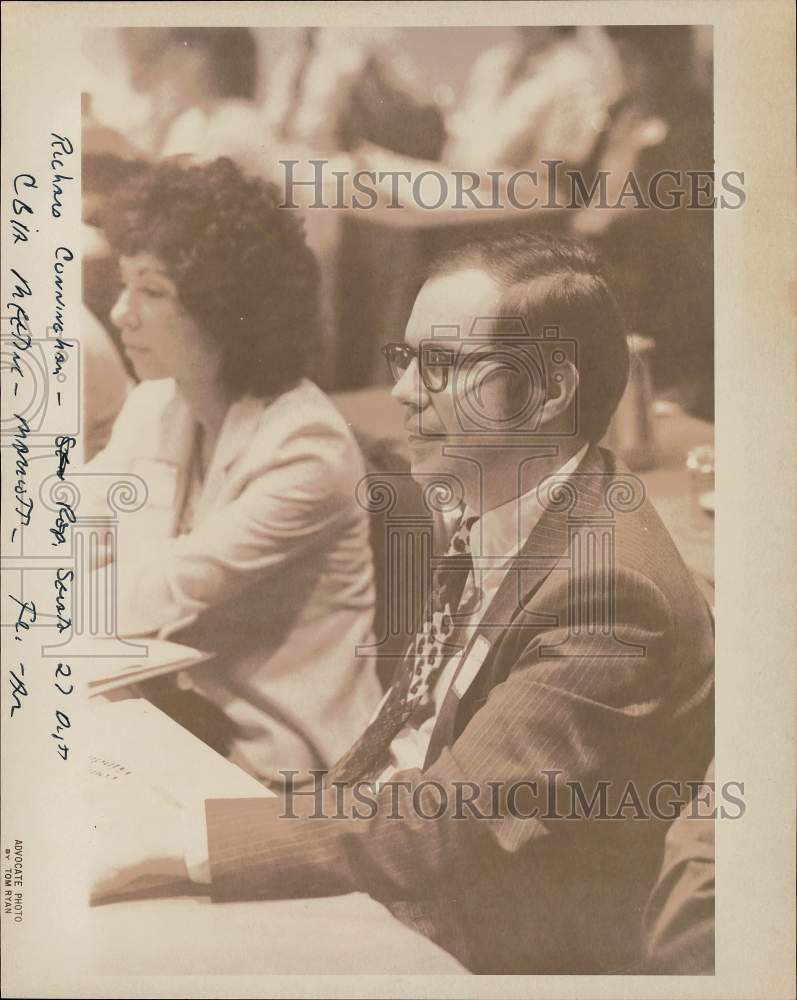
[134,388,196,537]
[424,444,608,767]
[193,395,265,519]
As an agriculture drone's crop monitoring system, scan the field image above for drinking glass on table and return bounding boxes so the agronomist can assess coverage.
[686,445,715,524]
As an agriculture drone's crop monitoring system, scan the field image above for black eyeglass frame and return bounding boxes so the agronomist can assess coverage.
[381,341,459,394]
[382,339,539,394]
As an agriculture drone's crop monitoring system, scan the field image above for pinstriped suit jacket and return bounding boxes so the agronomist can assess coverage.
[205,445,715,974]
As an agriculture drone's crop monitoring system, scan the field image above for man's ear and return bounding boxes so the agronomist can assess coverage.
[540,360,579,429]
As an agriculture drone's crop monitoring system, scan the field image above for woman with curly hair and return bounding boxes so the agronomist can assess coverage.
[89,156,380,784]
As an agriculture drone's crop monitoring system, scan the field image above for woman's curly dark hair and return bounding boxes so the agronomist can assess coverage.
[101,157,321,398]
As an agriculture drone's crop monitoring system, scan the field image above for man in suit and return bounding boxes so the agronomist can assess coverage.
[92,232,714,974]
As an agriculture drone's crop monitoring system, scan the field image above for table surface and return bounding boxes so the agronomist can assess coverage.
[333,388,715,586]
[86,702,465,975]
[86,892,465,975]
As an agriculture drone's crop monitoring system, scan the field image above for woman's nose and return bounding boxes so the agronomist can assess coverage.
[109,287,136,331]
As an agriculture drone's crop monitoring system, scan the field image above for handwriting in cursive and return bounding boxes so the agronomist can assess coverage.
[51,662,73,760]
[8,664,28,717]
[10,414,34,542]
[10,173,36,244]
[50,134,74,219]
[8,594,36,641]
[54,568,73,633]
[54,435,76,481]
[7,268,32,366]
[54,661,73,697]
[50,501,76,546]
[51,246,74,375]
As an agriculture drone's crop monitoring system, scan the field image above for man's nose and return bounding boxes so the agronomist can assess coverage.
[391,358,428,409]
[109,288,136,331]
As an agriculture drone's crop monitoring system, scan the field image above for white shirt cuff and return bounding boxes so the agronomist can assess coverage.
[182,799,211,885]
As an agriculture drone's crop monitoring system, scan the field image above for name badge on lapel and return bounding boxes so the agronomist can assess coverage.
[452,635,491,699]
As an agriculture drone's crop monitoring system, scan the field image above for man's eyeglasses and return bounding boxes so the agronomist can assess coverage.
[381,342,456,394]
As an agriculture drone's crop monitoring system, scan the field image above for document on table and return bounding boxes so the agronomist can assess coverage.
[89,699,273,806]
[85,639,212,697]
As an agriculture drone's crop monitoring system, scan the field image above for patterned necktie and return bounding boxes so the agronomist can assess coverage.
[327,510,479,786]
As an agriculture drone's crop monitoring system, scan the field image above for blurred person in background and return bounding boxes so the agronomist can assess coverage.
[82,27,166,155]
[355,25,624,205]
[444,26,624,179]
[87,27,264,160]
[85,157,381,785]
[145,28,263,160]
[261,26,447,386]
[265,26,445,161]
[81,91,141,161]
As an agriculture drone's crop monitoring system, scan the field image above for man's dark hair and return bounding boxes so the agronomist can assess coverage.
[100,156,320,399]
[429,232,629,443]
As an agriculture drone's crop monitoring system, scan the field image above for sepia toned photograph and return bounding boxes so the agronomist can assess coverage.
[1,3,794,998]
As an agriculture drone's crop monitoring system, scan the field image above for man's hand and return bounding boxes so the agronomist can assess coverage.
[89,781,191,903]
